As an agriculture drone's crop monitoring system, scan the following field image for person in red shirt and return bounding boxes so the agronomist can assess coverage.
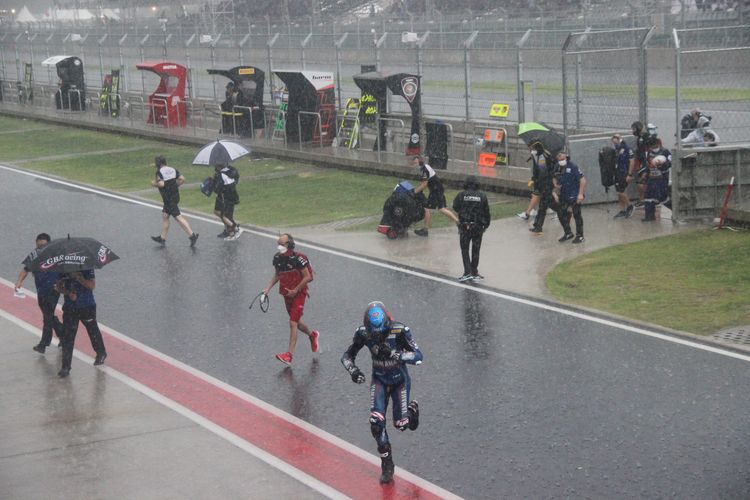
[262,233,320,365]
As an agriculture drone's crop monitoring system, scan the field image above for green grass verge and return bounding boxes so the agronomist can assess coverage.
[425,80,750,102]
[547,229,750,335]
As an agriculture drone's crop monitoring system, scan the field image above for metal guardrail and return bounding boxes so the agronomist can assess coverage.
[149,97,170,128]
[376,117,405,163]
[472,124,509,169]
[66,88,83,112]
[297,110,323,150]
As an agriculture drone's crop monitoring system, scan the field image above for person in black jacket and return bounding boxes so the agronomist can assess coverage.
[528,143,557,235]
[213,163,242,241]
[452,175,491,282]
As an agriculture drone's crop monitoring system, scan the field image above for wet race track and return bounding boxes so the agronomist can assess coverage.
[2,166,750,499]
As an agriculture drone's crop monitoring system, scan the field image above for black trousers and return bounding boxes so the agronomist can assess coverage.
[532,192,560,230]
[37,292,63,347]
[558,202,584,237]
[459,226,484,275]
[61,305,106,371]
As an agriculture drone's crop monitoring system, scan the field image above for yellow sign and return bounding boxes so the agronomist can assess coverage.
[489,103,509,118]
[238,68,255,75]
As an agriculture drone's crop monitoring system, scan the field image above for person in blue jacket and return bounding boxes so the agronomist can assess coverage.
[553,152,587,244]
[55,269,107,378]
[341,301,423,484]
[15,233,63,353]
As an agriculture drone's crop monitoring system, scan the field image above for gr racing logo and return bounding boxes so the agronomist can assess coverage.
[40,253,88,270]
[401,77,418,103]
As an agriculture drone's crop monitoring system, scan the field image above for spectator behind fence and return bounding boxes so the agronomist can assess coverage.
[682,115,720,147]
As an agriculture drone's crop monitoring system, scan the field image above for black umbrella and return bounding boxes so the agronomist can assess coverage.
[518,122,566,156]
[23,235,119,273]
[192,139,250,166]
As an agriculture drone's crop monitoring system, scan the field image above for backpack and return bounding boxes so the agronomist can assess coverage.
[227,165,240,183]
[598,147,617,192]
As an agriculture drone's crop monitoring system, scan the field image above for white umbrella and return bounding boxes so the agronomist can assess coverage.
[192,139,250,166]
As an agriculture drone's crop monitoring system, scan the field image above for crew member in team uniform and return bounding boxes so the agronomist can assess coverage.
[452,175,491,282]
[640,136,672,222]
[213,162,242,241]
[15,233,63,353]
[341,301,422,484]
[262,233,320,366]
[56,270,107,378]
[411,154,458,236]
[150,155,199,247]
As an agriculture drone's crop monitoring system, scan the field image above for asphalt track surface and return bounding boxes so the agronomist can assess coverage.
[2,165,750,499]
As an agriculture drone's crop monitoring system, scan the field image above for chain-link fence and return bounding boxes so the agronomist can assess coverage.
[2,23,750,151]
[562,27,653,138]
[673,25,750,146]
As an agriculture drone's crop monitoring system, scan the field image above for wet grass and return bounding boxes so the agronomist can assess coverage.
[427,81,750,102]
[547,229,750,335]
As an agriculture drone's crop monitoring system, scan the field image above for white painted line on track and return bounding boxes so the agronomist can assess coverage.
[0,276,461,500]
[3,163,749,365]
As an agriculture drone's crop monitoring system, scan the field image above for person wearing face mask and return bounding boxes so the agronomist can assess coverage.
[528,142,557,235]
[641,137,672,222]
[553,152,587,244]
[262,233,320,366]
[630,121,661,208]
[611,134,635,219]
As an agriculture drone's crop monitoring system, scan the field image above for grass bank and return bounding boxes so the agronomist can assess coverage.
[0,115,522,228]
[547,229,750,335]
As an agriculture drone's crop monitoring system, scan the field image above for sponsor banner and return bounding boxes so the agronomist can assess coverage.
[401,77,419,104]
[301,71,334,91]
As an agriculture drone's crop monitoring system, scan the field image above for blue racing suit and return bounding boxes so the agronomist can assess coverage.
[341,322,423,453]
[642,146,672,220]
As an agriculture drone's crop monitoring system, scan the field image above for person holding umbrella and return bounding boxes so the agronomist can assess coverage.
[15,233,64,353]
[150,156,199,247]
[24,236,119,378]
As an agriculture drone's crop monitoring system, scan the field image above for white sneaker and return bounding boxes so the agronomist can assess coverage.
[224,233,237,241]
[516,212,529,220]
[529,209,538,217]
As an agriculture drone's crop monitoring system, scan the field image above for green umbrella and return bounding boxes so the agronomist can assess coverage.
[517,122,550,135]
[518,121,566,156]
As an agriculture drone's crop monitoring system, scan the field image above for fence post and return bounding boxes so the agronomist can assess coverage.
[118,34,127,92]
[639,26,655,126]
[561,32,573,138]
[185,34,195,99]
[0,34,6,82]
[375,32,387,71]
[14,33,23,82]
[267,33,279,105]
[301,32,312,69]
[516,29,531,123]
[238,33,250,66]
[210,35,222,101]
[27,33,36,84]
[463,31,478,121]
[672,28,682,221]
[139,34,149,95]
[416,31,430,80]
[98,34,107,85]
[335,33,349,110]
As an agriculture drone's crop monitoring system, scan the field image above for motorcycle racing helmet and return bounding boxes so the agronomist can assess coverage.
[364,301,392,334]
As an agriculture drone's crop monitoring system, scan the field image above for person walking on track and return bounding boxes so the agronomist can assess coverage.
[262,233,320,366]
[150,155,199,247]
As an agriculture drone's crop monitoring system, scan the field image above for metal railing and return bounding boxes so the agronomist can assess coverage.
[297,110,323,150]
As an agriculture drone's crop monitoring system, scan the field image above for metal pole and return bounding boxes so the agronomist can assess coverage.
[301,33,312,70]
[14,34,22,82]
[139,34,149,95]
[463,31,478,122]
[575,53,582,131]
[185,34,195,100]
[516,29,531,123]
[561,35,571,139]
[639,26,655,127]
[98,34,107,85]
[335,33,348,111]
[118,34,127,92]
[267,33,279,105]
[672,28,681,221]
[375,33,387,71]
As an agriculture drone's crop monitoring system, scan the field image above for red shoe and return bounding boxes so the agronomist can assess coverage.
[275,351,293,365]
[310,330,320,353]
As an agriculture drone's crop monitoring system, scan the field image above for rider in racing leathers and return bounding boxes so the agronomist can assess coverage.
[341,301,423,484]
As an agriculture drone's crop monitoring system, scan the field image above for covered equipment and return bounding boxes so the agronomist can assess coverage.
[352,71,423,155]
[377,181,426,239]
[273,70,336,145]
[42,55,86,111]
[136,62,188,128]
[207,66,266,137]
